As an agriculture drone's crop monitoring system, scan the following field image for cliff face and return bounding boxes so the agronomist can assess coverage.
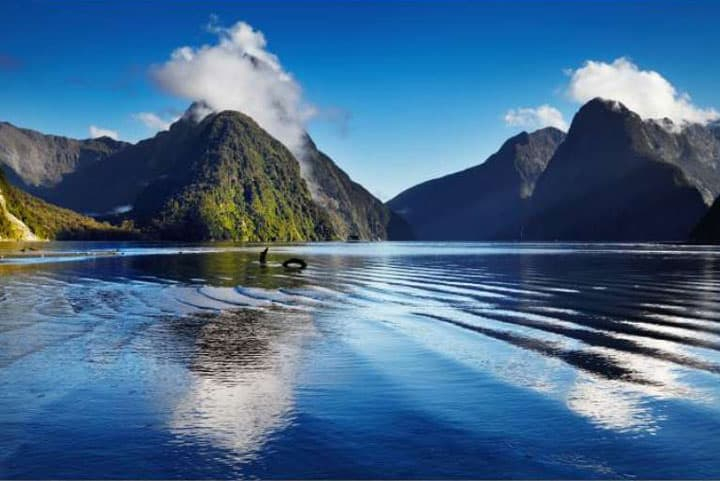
[389,98,720,242]
[387,127,565,240]
[301,136,412,240]
[525,98,709,241]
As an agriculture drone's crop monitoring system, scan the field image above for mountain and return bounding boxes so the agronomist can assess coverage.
[692,197,720,243]
[0,169,134,241]
[128,110,337,241]
[525,98,715,241]
[0,121,129,207]
[0,105,409,241]
[387,127,566,240]
[302,136,413,240]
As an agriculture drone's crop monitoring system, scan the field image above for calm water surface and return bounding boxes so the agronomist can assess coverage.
[1,242,719,479]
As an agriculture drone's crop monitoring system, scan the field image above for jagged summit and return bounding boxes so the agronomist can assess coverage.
[525,98,711,241]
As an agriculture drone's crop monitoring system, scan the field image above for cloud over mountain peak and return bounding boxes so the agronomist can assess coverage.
[151,20,316,156]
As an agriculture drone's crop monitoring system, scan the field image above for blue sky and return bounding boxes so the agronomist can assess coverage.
[1,0,719,200]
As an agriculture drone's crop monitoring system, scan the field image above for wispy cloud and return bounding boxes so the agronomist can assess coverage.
[89,125,119,140]
[504,105,568,131]
[133,112,179,132]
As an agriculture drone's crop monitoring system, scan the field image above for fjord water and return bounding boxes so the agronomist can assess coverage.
[1,243,720,479]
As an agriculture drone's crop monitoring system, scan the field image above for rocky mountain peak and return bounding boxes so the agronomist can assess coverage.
[181,101,215,123]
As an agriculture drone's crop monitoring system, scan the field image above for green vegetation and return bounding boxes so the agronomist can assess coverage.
[134,111,335,241]
[0,169,137,240]
[2,106,411,242]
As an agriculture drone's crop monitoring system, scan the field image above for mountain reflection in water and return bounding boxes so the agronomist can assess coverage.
[0,242,719,479]
[164,309,314,461]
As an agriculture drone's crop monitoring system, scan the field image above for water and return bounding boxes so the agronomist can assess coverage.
[1,242,719,479]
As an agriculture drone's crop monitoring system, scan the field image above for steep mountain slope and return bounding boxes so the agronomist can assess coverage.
[302,136,413,240]
[0,169,133,241]
[387,127,565,240]
[0,121,128,205]
[633,118,720,205]
[126,110,334,241]
[692,197,720,243]
[525,98,711,241]
[13,117,199,216]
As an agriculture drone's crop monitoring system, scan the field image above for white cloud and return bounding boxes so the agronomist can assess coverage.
[150,20,316,156]
[133,112,178,132]
[504,104,568,131]
[89,125,119,140]
[566,57,718,125]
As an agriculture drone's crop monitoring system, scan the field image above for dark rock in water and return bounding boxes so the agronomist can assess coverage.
[387,127,565,240]
[525,98,711,241]
[282,258,307,269]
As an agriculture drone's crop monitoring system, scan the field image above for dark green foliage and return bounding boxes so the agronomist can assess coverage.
[132,111,335,241]
[0,169,137,240]
[1,106,404,242]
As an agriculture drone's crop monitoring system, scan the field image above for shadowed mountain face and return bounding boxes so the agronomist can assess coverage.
[693,197,720,243]
[0,122,128,206]
[387,127,565,240]
[525,99,711,241]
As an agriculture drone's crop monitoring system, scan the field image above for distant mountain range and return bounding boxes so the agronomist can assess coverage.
[390,97,720,243]
[0,121,128,193]
[388,127,565,240]
[4,97,720,243]
[0,104,411,242]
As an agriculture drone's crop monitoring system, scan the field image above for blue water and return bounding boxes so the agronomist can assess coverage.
[1,242,719,479]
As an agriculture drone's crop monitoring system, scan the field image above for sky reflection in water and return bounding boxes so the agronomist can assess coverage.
[0,242,719,478]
